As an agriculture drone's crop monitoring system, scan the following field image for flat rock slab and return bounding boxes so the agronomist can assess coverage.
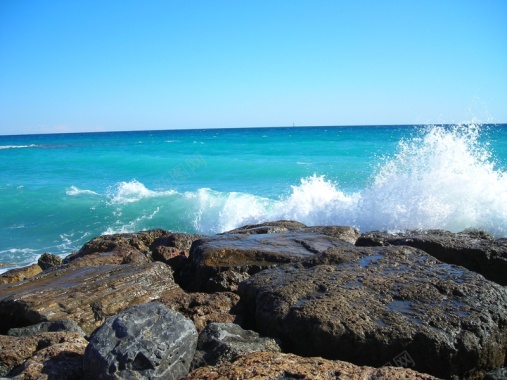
[83,302,197,380]
[356,229,507,285]
[0,261,177,335]
[238,246,507,379]
[186,351,440,380]
[187,232,353,292]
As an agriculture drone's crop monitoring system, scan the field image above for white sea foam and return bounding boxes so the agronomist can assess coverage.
[0,144,37,149]
[66,186,99,196]
[102,207,161,235]
[107,180,175,204]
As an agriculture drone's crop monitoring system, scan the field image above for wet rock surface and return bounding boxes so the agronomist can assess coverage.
[356,229,507,285]
[238,245,507,379]
[185,351,441,380]
[185,232,353,292]
[83,302,197,380]
[0,331,87,378]
[223,221,360,244]
[195,322,281,367]
[0,261,177,335]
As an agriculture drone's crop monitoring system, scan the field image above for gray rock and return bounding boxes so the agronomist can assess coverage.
[7,319,85,337]
[84,302,197,380]
[184,232,352,292]
[195,322,281,367]
[238,246,507,379]
[356,229,507,285]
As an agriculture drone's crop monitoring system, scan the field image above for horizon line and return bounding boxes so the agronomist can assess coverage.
[1,122,506,137]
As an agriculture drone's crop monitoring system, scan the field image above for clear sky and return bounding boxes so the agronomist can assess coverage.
[0,1,506,135]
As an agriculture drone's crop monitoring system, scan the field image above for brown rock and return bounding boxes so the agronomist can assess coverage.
[238,246,507,379]
[63,229,170,265]
[37,253,63,270]
[0,261,177,335]
[185,351,440,380]
[0,264,42,284]
[156,289,243,333]
[65,246,152,267]
[356,229,507,285]
[185,232,352,292]
[0,331,87,377]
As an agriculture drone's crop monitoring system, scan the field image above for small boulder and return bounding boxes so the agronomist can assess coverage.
[37,253,62,270]
[83,302,198,380]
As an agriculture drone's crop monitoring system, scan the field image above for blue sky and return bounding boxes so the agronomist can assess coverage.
[1,1,506,135]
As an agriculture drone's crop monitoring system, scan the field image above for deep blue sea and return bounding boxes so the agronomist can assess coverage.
[1,123,506,271]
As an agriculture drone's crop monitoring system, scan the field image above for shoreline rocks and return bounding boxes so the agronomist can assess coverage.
[1,222,506,379]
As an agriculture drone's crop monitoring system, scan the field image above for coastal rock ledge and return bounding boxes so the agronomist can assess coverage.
[1,221,507,379]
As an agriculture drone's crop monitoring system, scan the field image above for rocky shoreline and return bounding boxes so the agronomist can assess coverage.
[0,221,506,379]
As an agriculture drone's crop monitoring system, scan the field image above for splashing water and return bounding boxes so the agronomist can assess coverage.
[189,124,507,236]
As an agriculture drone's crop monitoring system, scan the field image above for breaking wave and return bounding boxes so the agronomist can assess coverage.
[98,125,506,238]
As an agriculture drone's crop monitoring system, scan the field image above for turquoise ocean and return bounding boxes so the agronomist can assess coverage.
[1,123,506,271]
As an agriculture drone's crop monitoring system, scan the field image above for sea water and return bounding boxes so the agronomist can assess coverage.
[1,123,506,270]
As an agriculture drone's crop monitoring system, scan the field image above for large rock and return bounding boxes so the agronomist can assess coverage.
[0,261,177,335]
[185,232,353,292]
[238,246,507,379]
[356,229,507,285]
[195,322,281,367]
[83,302,198,380]
[156,289,244,333]
[186,351,440,380]
[0,331,87,378]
